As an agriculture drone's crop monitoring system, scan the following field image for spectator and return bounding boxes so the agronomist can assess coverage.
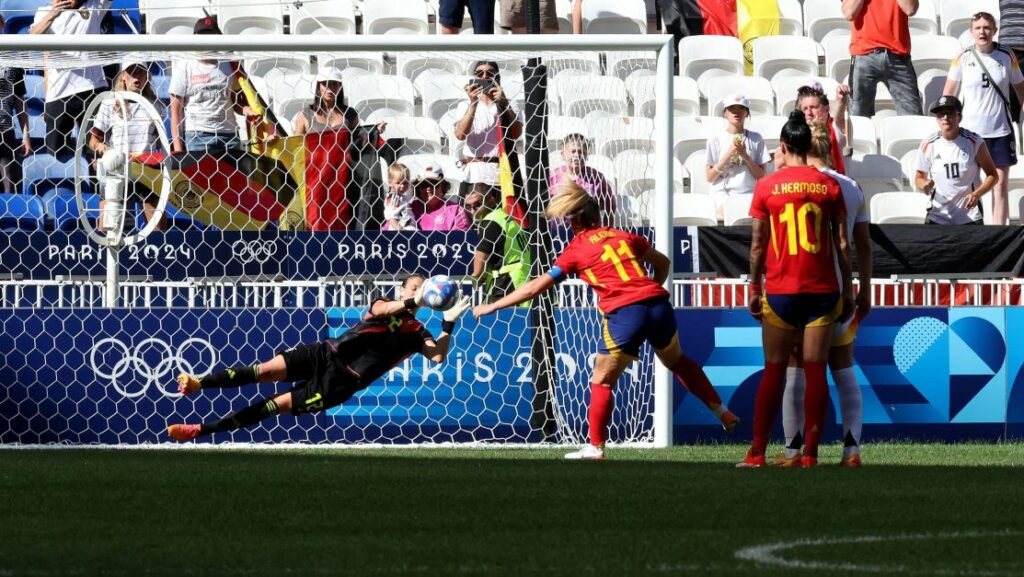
[843,0,923,117]
[797,81,852,174]
[915,96,997,225]
[382,162,416,231]
[88,60,166,231]
[411,162,471,231]
[499,0,558,33]
[1000,0,1024,121]
[439,0,495,34]
[942,12,1024,225]
[0,16,31,194]
[453,61,523,188]
[30,0,110,158]
[467,182,530,302]
[705,94,771,220]
[292,67,362,136]
[168,16,246,154]
[548,133,615,221]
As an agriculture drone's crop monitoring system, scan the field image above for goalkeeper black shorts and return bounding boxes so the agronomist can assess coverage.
[279,342,364,415]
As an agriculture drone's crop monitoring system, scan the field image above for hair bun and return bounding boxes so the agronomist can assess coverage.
[787,109,806,124]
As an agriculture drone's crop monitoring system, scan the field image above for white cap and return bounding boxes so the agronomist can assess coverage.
[415,161,445,183]
[120,56,150,72]
[315,67,344,84]
[721,94,751,112]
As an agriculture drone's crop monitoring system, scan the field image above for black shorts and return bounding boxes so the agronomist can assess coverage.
[279,342,364,415]
[44,88,104,158]
[0,129,23,193]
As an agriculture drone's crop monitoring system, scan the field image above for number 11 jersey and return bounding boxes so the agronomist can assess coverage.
[749,165,845,295]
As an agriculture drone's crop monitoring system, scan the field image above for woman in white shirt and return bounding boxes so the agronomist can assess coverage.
[88,61,165,230]
[942,11,1024,224]
[705,94,771,220]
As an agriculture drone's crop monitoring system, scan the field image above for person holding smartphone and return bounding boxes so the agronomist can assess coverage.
[453,61,523,190]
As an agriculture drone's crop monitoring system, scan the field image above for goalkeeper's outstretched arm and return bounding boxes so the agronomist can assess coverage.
[473,274,556,318]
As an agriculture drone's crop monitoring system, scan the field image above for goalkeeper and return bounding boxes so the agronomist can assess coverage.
[167,275,472,441]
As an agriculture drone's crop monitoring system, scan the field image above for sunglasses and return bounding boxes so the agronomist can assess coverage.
[474,68,497,78]
[934,109,959,118]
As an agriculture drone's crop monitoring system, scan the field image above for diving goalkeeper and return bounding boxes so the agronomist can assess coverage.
[167,274,472,441]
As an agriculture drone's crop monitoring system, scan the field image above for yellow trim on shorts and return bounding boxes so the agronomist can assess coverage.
[601,317,640,361]
[831,316,860,347]
[655,333,681,357]
[807,296,843,328]
[761,295,795,330]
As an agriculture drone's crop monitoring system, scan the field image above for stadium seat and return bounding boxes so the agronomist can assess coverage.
[678,35,745,98]
[243,55,310,80]
[910,35,962,76]
[215,0,283,34]
[900,150,920,191]
[823,31,852,83]
[554,0,573,33]
[420,75,468,123]
[908,0,939,35]
[673,116,725,167]
[361,0,429,34]
[374,116,443,155]
[745,116,787,152]
[550,153,616,183]
[672,76,701,117]
[315,53,386,79]
[42,190,100,231]
[673,193,717,226]
[23,74,44,114]
[941,0,998,39]
[542,53,602,78]
[723,194,753,226]
[777,0,804,36]
[706,76,774,117]
[554,75,629,119]
[848,116,878,155]
[606,51,657,82]
[13,115,45,141]
[1,0,47,34]
[1010,189,1024,225]
[143,0,205,35]
[395,154,462,189]
[878,115,935,159]
[290,0,357,35]
[869,191,929,224]
[346,74,416,120]
[589,116,654,157]
[917,69,948,113]
[847,153,905,196]
[624,76,700,118]
[612,151,684,197]
[803,0,850,43]
[772,76,839,116]
[396,53,465,86]
[615,193,646,227]
[547,116,590,153]
[683,152,710,196]
[752,36,821,82]
[22,153,88,196]
[1009,162,1024,190]
[0,192,45,231]
[581,0,646,34]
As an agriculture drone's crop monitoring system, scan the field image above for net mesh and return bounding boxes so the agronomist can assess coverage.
[0,40,667,445]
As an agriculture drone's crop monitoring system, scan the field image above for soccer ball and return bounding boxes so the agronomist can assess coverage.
[420,275,459,311]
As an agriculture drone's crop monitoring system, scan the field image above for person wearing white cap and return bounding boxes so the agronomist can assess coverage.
[705,94,771,220]
[411,161,472,231]
[88,60,166,231]
[292,67,385,137]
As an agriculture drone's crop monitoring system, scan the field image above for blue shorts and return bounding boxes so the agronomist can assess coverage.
[763,293,842,330]
[185,131,241,154]
[438,0,495,33]
[599,297,679,360]
[984,134,1017,167]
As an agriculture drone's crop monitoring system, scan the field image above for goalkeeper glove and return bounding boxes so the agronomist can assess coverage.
[441,295,472,334]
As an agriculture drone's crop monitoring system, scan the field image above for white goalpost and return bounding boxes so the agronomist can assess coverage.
[0,33,675,447]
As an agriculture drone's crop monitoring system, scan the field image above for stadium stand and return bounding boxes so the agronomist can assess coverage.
[722,194,753,226]
[751,35,820,81]
[0,193,45,231]
[672,193,717,226]
[678,35,745,98]
[42,190,100,231]
[580,0,646,35]
[870,191,930,224]
[290,0,358,35]
[878,115,938,159]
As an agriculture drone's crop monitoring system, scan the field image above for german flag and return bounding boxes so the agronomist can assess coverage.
[666,0,781,74]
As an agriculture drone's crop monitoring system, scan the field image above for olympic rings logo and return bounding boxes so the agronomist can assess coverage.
[231,240,277,264]
[89,337,218,399]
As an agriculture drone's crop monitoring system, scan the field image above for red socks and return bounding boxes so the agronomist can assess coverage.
[588,383,614,447]
[671,355,723,409]
[752,362,787,455]
[802,360,830,459]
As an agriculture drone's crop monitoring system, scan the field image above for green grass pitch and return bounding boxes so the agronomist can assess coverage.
[1,443,1022,576]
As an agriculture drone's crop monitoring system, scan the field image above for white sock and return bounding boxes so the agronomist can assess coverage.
[833,366,862,458]
[782,366,805,459]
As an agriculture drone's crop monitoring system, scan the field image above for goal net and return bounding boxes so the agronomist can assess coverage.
[0,34,674,446]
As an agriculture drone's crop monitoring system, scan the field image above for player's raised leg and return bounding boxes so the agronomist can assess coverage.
[177,354,289,396]
[168,391,293,441]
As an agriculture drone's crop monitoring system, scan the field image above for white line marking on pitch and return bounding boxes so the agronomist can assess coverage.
[735,530,1022,575]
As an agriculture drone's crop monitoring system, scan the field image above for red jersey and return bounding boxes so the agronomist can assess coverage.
[850,0,912,56]
[749,166,846,295]
[552,227,668,314]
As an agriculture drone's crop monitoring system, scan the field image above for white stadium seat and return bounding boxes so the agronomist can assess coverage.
[772,76,839,115]
[917,69,948,114]
[706,76,775,117]
[909,0,939,35]
[870,192,930,224]
[346,74,417,120]
[546,116,591,153]
[1010,189,1024,224]
[589,116,655,157]
[243,55,310,80]
[542,53,602,77]
[911,35,962,76]
[804,0,850,43]
[143,1,205,35]
[878,115,936,159]
[900,150,921,191]
[290,0,357,35]
[674,116,726,167]
[723,195,754,226]
[673,193,718,226]
[745,116,788,152]
[941,0,999,39]
[420,75,468,123]
[397,54,465,85]
[683,152,711,196]
[362,0,429,34]
[678,35,745,98]
[396,154,463,189]
[624,75,698,118]
[606,52,657,82]
[554,75,629,119]
[672,76,701,117]
[777,0,804,36]
[823,31,852,82]
[216,0,284,34]
[612,151,685,196]
[582,0,646,34]
[315,53,386,77]
[849,116,879,155]
[752,36,820,82]
[375,116,443,154]
[847,153,905,196]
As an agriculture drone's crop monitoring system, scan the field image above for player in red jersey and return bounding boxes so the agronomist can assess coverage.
[473,183,738,460]
[166,274,472,441]
[738,111,854,468]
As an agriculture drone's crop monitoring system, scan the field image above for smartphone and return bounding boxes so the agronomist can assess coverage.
[472,78,495,92]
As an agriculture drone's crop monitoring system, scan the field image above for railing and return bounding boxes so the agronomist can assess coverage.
[2,276,1022,309]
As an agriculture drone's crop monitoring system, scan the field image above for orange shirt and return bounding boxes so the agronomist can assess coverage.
[849,0,912,56]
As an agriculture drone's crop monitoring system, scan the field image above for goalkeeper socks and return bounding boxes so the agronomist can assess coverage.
[782,366,806,458]
[751,362,786,456]
[670,355,724,411]
[802,360,830,459]
[199,365,260,389]
[200,397,279,435]
[588,383,614,447]
[832,366,863,458]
